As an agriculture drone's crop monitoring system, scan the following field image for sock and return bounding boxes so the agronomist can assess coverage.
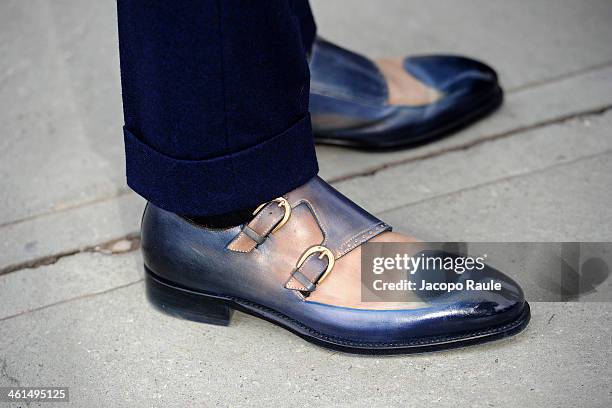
[186,207,255,228]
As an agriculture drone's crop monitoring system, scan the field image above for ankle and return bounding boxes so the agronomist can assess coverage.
[185,207,255,228]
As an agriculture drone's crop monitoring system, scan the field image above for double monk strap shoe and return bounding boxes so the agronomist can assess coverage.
[142,176,530,354]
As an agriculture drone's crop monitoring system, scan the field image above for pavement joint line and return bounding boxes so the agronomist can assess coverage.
[329,104,612,184]
[0,279,144,323]
[506,60,612,93]
[0,186,132,230]
[0,233,140,276]
[378,149,612,216]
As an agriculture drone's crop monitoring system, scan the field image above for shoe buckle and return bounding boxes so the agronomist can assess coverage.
[252,197,291,234]
[296,245,335,285]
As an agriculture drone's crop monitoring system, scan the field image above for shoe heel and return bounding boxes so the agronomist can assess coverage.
[145,268,233,326]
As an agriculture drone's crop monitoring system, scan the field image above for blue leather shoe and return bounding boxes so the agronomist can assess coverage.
[310,39,503,149]
[142,177,529,354]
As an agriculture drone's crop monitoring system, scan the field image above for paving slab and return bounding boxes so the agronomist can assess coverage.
[334,108,612,214]
[0,193,145,274]
[0,0,125,226]
[0,251,142,321]
[0,280,609,407]
[383,153,612,242]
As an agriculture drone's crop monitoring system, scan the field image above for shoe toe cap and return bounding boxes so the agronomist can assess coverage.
[410,251,526,337]
[404,55,499,94]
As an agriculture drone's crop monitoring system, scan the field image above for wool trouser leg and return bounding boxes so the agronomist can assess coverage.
[117,0,318,215]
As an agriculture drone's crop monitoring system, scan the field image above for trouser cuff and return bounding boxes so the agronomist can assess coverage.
[124,115,318,215]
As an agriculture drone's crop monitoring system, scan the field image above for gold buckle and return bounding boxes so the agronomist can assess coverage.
[252,197,291,234]
[295,245,336,285]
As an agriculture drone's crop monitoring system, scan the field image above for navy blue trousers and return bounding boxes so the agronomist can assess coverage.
[117,0,318,215]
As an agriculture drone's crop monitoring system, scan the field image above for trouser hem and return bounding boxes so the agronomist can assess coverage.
[124,115,318,215]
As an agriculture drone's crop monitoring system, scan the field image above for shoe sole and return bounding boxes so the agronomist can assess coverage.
[145,266,530,355]
[314,86,504,150]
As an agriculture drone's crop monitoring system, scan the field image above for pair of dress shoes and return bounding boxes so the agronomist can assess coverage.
[142,40,528,353]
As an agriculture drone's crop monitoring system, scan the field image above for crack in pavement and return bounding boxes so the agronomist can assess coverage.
[0,358,21,386]
[0,234,141,276]
[328,105,612,184]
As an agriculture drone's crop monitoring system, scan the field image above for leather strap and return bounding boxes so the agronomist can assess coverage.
[241,225,266,245]
[284,221,389,293]
[285,253,328,292]
[227,201,285,253]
